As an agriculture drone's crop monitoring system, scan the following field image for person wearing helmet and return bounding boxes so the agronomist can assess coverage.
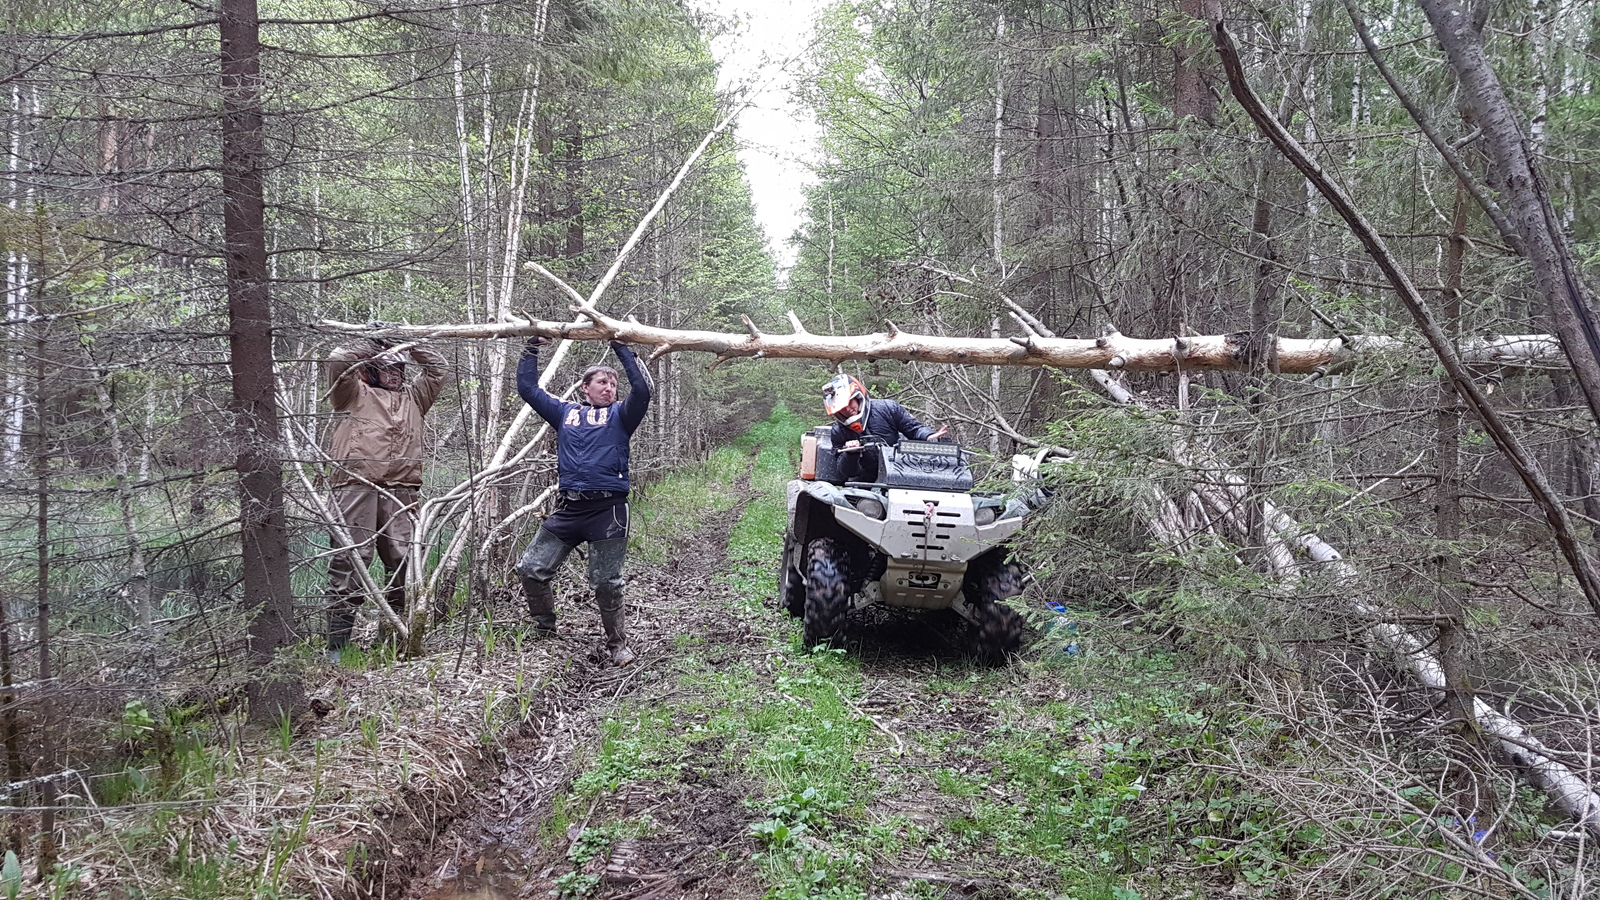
[822,373,947,482]
[512,336,653,666]
[323,337,450,657]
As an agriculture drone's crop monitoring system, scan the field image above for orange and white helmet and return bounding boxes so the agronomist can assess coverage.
[822,373,869,433]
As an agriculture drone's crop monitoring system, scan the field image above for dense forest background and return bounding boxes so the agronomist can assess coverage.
[1,0,1598,896]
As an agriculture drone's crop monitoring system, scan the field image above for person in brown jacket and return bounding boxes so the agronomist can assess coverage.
[323,338,449,654]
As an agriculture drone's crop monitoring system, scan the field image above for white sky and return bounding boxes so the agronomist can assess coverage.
[690,0,822,273]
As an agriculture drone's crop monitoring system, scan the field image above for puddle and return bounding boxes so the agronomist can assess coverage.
[418,844,526,900]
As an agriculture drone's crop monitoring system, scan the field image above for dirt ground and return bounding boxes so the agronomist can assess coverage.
[390,477,1035,900]
[400,494,771,900]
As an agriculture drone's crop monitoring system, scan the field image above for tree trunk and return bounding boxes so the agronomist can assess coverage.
[29,270,55,879]
[990,11,1005,456]
[1435,187,1488,764]
[220,0,296,720]
[3,85,29,470]
[451,5,481,433]
[1213,16,1600,617]
[563,111,584,260]
[89,365,151,627]
[325,312,1575,377]
[1174,0,1218,125]
[1418,0,1600,428]
[3,91,29,846]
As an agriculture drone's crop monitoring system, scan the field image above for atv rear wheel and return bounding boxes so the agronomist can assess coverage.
[778,537,806,618]
[963,558,1026,663]
[803,537,849,648]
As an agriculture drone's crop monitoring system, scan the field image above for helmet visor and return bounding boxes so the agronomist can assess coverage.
[822,379,851,417]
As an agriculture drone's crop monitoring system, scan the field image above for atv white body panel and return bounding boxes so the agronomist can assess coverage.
[787,479,1021,610]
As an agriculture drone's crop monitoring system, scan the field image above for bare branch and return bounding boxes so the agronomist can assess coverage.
[1213,16,1600,618]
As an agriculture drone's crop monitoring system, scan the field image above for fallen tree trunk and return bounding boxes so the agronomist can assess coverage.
[1212,16,1600,617]
[1286,520,1600,840]
[976,304,1600,839]
[1005,389,1600,838]
[320,312,1567,376]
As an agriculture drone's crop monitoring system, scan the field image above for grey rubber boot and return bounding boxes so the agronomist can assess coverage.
[327,602,357,654]
[383,564,407,617]
[516,528,574,634]
[376,571,408,649]
[591,538,633,664]
[520,576,558,635]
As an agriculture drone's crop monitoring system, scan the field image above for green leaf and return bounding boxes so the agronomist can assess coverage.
[2,850,21,900]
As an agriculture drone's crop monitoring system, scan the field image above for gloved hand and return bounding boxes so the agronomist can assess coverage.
[524,335,550,353]
[609,340,631,356]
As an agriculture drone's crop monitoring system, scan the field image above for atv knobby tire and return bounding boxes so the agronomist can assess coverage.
[963,558,1027,663]
[778,537,806,618]
[803,537,849,648]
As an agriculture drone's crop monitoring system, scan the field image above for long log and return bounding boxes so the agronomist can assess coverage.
[319,314,1565,376]
[984,314,1600,839]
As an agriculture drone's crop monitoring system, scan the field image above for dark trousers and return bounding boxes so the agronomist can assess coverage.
[515,496,630,648]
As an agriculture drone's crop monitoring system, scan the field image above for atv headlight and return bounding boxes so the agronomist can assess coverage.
[974,505,998,526]
[852,496,887,520]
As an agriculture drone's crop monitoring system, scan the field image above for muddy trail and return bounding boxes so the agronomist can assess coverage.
[404,480,766,900]
[351,406,1205,900]
[397,456,1058,900]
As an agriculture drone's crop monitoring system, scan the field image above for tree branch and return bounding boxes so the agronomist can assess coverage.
[1213,16,1600,619]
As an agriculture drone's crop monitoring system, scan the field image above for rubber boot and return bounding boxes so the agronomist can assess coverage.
[597,593,631,664]
[591,538,633,665]
[327,602,357,661]
[520,576,558,636]
[384,567,407,619]
[378,570,408,650]
[516,528,574,634]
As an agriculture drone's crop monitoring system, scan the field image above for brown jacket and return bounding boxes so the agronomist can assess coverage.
[325,343,449,488]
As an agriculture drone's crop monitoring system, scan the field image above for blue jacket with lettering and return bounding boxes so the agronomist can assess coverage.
[517,342,653,493]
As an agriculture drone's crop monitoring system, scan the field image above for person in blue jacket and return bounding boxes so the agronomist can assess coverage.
[822,373,946,483]
[514,337,652,665]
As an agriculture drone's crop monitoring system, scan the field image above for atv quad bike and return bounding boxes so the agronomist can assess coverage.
[779,427,1033,661]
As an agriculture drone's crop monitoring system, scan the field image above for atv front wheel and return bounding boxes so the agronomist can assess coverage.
[778,537,805,618]
[803,537,849,648]
[963,558,1026,663]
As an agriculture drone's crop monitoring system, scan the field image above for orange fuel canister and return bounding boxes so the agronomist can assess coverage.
[800,432,819,479]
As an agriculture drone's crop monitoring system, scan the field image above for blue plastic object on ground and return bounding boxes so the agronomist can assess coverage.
[1041,605,1081,655]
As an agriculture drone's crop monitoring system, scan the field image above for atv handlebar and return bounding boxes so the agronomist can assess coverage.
[837,435,889,454]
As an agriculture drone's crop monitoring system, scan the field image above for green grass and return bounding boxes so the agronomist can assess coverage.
[546,406,1267,898]
[629,443,748,565]
[487,406,1581,899]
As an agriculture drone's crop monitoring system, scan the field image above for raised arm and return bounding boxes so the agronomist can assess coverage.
[408,346,450,413]
[326,340,381,410]
[515,338,567,427]
[611,341,654,435]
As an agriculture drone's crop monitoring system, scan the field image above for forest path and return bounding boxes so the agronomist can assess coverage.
[388,412,1144,900]
[403,468,765,900]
